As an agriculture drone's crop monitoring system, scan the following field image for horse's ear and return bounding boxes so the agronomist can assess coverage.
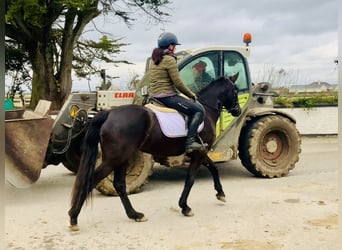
[229,72,239,83]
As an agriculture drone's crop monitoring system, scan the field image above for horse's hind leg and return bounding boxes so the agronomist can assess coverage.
[68,189,88,231]
[203,156,226,202]
[113,162,147,222]
[68,163,113,231]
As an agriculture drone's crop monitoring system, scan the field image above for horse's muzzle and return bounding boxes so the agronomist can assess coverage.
[230,104,241,117]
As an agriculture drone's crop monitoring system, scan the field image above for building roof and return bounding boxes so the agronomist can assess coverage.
[290,81,337,90]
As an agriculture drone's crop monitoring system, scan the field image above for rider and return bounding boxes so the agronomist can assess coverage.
[149,32,206,153]
[191,60,213,91]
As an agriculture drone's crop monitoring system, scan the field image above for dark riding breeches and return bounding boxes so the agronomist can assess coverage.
[154,94,205,120]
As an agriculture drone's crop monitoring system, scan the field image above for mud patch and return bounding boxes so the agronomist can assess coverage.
[220,240,281,250]
[284,198,300,203]
[309,200,327,206]
[169,207,180,213]
[305,214,338,229]
[278,182,335,193]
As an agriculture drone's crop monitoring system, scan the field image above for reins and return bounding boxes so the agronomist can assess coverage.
[197,97,221,115]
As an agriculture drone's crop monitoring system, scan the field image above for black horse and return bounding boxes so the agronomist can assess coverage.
[69,74,241,231]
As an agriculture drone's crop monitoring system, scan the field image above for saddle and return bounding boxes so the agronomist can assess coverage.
[144,101,204,138]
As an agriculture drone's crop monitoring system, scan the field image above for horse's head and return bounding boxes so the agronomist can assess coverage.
[224,73,241,117]
[197,73,241,117]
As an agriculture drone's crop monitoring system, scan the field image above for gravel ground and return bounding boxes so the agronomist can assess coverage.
[5,136,339,250]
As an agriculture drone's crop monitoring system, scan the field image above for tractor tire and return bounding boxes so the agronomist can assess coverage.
[62,148,81,173]
[238,115,301,178]
[95,151,154,196]
[60,131,86,173]
[62,159,78,173]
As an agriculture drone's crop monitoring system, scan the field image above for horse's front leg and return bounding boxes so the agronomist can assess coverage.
[113,162,147,222]
[203,156,226,202]
[178,155,202,217]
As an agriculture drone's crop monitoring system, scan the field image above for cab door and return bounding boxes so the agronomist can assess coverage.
[179,50,250,140]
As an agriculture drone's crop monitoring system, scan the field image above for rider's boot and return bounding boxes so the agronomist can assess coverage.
[185,113,204,153]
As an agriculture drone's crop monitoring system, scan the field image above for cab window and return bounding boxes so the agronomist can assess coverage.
[179,53,219,93]
[223,51,248,92]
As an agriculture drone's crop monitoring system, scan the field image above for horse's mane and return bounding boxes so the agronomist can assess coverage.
[196,76,228,97]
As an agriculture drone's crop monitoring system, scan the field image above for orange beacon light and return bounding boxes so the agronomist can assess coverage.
[243,33,252,46]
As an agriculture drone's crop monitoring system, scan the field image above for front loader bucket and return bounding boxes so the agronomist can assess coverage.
[5,101,54,188]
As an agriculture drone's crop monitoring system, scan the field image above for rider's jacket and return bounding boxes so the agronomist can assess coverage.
[149,55,195,99]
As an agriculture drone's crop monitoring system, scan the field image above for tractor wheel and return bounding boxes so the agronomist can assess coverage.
[60,135,84,173]
[95,151,154,196]
[62,159,78,173]
[62,148,81,173]
[55,128,87,173]
[238,115,301,178]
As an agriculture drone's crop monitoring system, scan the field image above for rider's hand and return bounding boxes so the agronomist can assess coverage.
[191,95,197,102]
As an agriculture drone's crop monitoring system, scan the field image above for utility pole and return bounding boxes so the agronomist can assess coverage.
[100,69,106,85]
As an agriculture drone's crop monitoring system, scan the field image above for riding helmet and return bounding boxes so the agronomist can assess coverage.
[158,32,181,48]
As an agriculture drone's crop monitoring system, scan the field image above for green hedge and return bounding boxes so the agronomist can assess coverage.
[274,95,338,108]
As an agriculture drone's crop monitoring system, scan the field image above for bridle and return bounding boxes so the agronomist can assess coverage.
[229,84,240,114]
[197,79,239,115]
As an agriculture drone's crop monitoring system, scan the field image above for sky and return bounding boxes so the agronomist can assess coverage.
[74,0,338,91]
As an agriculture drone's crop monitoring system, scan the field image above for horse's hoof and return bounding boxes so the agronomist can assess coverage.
[135,216,148,222]
[69,224,80,231]
[216,194,226,203]
[182,209,194,217]
[185,211,194,217]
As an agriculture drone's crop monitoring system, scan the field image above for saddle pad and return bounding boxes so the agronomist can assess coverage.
[147,105,204,138]
[145,103,178,113]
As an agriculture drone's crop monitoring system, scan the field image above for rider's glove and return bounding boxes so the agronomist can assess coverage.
[191,95,197,102]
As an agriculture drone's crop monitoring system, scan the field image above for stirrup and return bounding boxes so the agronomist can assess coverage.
[185,136,208,153]
[197,135,208,148]
[186,142,203,153]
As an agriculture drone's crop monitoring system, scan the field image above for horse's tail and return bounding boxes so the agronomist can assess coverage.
[70,110,109,207]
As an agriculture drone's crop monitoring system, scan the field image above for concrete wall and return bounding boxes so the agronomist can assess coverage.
[277,106,338,135]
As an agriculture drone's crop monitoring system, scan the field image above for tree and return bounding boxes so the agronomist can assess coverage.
[5,0,170,109]
[5,41,31,101]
